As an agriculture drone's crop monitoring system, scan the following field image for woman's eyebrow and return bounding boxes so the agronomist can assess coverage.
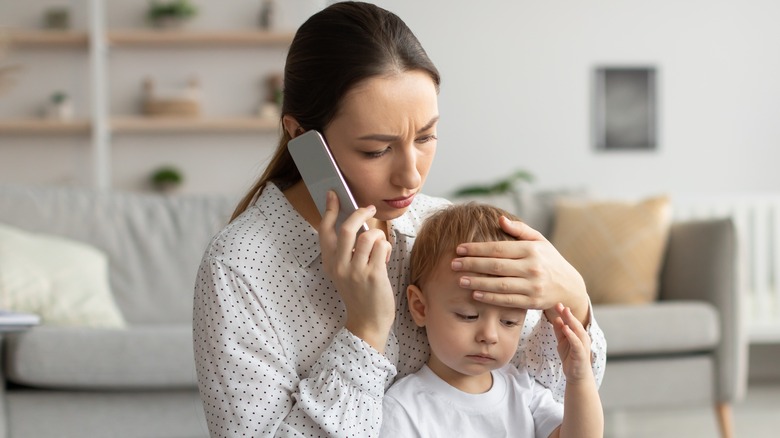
[357,115,440,142]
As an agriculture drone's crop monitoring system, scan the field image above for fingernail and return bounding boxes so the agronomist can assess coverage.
[473,291,484,299]
[456,245,467,255]
[451,260,462,270]
[459,277,471,287]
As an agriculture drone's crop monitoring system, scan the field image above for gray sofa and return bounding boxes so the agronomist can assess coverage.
[0,184,747,438]
[0,184,234,438]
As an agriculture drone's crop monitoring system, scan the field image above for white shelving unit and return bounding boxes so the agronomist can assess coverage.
[1,0,293,190]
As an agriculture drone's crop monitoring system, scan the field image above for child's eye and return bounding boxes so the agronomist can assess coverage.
[501,320,521,327]
[455,313,478,321]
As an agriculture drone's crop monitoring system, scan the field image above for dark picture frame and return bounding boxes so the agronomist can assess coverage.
[593,66,657,151]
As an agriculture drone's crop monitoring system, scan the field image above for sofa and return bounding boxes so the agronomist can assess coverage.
[0,184,235,438]
[0,184,747,438]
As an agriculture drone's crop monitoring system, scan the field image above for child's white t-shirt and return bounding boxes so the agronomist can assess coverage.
[380,364,563,438]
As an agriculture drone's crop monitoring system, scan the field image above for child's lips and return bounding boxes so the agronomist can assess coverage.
[466,354,496,363]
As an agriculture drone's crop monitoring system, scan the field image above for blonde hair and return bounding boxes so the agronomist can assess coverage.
[410,203,521,287]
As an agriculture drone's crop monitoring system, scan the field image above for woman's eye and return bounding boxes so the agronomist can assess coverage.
[455,313,478,321]
[364,148,390,158]
[417,134,437,143]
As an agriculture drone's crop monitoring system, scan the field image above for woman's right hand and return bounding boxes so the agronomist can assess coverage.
[318,191,395,353]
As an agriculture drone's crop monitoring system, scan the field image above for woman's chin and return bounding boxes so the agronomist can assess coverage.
[375,207,410,222]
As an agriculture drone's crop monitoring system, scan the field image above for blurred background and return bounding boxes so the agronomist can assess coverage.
[1,1,780,436]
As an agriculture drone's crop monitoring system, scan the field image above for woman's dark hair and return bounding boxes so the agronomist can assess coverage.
[231,1,440,221]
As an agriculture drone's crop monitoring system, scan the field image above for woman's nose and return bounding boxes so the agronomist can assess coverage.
[390,145,421,189]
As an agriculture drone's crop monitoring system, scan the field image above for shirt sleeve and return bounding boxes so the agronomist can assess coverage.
[515,300,607,403]
[378,394,416,437]
[528,375,565,438]
[193,256,396,437]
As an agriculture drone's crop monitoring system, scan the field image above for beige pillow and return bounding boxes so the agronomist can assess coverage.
[550,196,672,305]
[0,223,126,328]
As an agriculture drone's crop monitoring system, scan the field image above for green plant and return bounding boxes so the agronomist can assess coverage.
[147,0,198,22]
[50,91,67,104]
[452,169,534,197]
[150,166,184,189]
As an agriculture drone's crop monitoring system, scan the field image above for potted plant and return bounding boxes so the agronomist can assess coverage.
[44,91,74,120]
[150,166,184,193]
[146,0,198,29]
[452,169,534,197]
[451,169,535,213]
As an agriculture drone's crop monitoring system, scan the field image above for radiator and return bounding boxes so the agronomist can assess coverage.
[674,195,780,343]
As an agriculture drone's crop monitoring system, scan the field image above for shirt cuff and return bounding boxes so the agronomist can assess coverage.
[314,327,397,400]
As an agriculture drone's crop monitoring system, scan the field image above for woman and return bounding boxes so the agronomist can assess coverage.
[193,2,605,436]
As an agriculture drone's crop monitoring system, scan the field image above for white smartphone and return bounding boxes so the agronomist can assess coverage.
[287,130,369,234]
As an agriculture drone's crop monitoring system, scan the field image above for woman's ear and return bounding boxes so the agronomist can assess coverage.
[407,284,427,327]
[282,115,302,138]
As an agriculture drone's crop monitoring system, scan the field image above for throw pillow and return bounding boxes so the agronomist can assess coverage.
[550,195,672,305]
[0,223,126,328]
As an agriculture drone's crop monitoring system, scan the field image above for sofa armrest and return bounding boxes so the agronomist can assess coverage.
[659,217,747,403]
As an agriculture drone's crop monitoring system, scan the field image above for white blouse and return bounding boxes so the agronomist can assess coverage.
[193,182,606,437]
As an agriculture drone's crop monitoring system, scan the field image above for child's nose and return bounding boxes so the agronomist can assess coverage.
[476,322,499,344]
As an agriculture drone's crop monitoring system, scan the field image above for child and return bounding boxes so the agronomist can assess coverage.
[380,203,603,438]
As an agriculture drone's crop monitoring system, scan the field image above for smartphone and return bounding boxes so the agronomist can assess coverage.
[287,130,369,234]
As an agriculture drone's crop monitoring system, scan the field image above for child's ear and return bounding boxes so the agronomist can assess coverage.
[407,284,427,327]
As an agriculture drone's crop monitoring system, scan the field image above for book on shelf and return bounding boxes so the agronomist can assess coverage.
[0,310,41,328]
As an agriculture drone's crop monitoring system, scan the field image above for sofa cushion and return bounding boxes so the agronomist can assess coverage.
[551,195,672,304]
[4,325,196,389]
[594,301,720,358]
[0,223,126,328]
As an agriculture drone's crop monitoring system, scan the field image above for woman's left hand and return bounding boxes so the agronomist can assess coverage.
[451,216,590,325]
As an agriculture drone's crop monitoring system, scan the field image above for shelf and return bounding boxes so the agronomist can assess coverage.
[6,30,89,47]
[111,116,280,133]
[0,119,91,135]
[4,29,296,48]
[107,30,296,47]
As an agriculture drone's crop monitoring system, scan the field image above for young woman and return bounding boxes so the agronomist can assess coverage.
[193,2,606,436]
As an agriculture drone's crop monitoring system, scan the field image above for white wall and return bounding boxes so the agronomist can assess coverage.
[384,0,780,198]
[2,0,780,199]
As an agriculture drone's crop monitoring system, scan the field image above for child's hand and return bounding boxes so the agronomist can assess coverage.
[552,302,594,383]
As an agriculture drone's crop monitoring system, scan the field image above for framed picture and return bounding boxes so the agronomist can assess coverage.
[593,66,657,151]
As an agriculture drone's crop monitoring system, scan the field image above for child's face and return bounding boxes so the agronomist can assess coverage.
[408,257,526,391]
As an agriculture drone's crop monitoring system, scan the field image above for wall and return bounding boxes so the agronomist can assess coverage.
[2,0,780,199]
[386,0,780,199]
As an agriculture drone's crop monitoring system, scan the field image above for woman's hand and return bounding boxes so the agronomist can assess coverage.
[318,191,395,353]
[451,216,590,325]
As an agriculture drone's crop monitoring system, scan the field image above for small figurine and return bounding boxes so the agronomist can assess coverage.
[259,0,276,30]
[257,72,283,120]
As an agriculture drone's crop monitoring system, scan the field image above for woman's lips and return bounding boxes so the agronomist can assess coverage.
[384,193,415,209]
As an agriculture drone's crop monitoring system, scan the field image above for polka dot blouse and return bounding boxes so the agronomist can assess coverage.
[192,182,606,437]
